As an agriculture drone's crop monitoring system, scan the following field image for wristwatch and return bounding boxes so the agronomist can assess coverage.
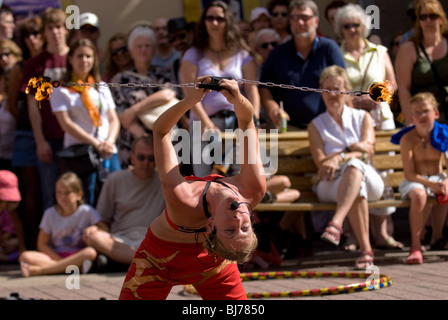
[339,152,346,164]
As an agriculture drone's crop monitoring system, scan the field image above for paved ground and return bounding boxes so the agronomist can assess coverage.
[1,247,447,301]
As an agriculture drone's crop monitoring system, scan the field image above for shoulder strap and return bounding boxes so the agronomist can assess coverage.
[419,42,448,99]
[360,51,375,90]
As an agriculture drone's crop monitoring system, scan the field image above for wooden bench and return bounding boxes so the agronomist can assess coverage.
[223,129,437,212]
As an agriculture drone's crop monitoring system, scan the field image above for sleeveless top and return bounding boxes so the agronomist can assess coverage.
[182,47,253,120]
[411,38,448,105]
[341,39,388,91]
[311,105,366,155]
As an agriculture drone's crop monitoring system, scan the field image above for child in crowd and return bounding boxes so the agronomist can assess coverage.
[393,92,448,264]
[0,209,19,263]
[0,170,24,263]
[0,170,25,262]
[19,172,104,276]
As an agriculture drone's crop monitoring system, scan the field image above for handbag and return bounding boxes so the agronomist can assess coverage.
[57,91,103,176]
[57,144,101,176]
[139,98,179,130]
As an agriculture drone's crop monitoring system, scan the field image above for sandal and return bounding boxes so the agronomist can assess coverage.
[405,249,423,265]
[376,236,404,250]
[320,221,343,246]
[354,251,374,270]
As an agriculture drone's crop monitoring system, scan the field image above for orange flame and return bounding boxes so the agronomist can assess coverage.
[26,77,54,108]
[369,81,394,104]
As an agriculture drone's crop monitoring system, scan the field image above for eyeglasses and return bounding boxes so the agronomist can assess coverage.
[0,51,12,58]
[169,32,187,44]
[135,154,155,162]
[412,109,434,117]
[290,14,314,22]
[111,46,127,57]
[260,41,278,49]
[419,14,439,21]
[343,23,360,30]
[205,15,226,24]
[272,12,288,18]
[25,30,40,38]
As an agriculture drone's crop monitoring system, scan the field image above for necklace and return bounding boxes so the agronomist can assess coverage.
[208,47,226,69]
[421,136,429,149]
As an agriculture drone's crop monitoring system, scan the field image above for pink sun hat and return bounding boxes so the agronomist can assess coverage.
[0,170,21,202]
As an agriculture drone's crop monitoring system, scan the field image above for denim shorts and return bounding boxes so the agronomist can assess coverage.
[11,131,38,167]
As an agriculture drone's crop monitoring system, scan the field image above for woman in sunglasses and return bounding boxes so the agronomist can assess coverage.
[267,0,292,44]
[119,76,266,300]
[396,0,448,126]
[102,33,132,82]
[180,0,260,178]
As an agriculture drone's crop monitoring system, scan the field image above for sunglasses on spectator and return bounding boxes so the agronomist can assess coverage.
[343,23,360,30]
[205,15,226,23]
[25,30,40,38]
[81,26,98,33]
[290,14,314,22]
[135,154,155,162]
[169,32,187,44]
[260,41,278,49]
[419,14,439,21]
[272,12,288,18]
[111,46,127,57]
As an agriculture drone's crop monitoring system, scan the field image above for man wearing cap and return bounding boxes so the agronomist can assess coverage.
[0,170,26,256]
[250,7,272,32]
[71,12,103,60]
[247,7,272,52]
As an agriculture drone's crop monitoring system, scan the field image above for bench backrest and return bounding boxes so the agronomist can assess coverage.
[223,129,402,193]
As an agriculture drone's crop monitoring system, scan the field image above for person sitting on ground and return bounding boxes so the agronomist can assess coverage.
[119,76,266,300]
[0,170,26,262]
[19,172,103,276]
[82,135,165,269]
[392,92,448,264]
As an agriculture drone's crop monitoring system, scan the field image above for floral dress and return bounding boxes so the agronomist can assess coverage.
[110,65,174,167]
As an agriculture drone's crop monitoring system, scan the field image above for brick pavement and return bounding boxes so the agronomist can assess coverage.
[1,249,447,301]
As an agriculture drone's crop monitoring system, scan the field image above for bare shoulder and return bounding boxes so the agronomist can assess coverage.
[400,128,417,146]
[397,41,416,60]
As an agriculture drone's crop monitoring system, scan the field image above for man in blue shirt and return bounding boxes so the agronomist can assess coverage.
[260,0,345,129]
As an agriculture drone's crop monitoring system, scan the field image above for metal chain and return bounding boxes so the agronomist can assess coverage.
[56,78,369,97]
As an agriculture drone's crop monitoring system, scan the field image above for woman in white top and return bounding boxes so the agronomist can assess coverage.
[308,65,383,269]
[51,38,121,205]
[335,3,396,130]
